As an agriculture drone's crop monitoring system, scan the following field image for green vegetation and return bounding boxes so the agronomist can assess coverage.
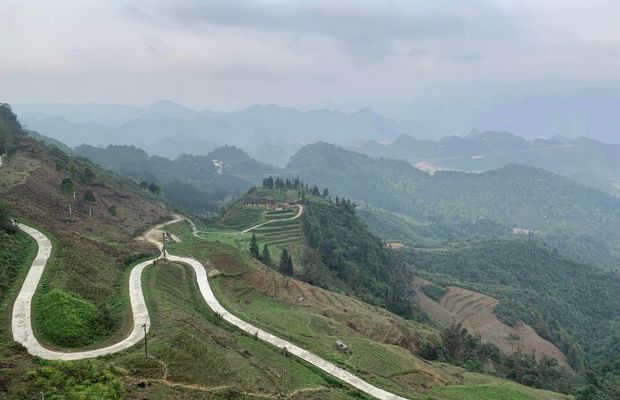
[287,142,620,270]
[0,202,16,233]
[0,230,34,303]
[218,206,264,230]
[279,247,293,276]
[165,219,575,400]
[19,360,124,399]
[421,284,447,302]
[36,289,108,348]
[0,103,26,156]
[428,383,547,400]
[423,323,573,394]
[302,197,413,317]
[252,212,304,248]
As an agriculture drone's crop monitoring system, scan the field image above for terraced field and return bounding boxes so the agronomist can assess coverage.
[413,279,568,366]
[254,208,304,249]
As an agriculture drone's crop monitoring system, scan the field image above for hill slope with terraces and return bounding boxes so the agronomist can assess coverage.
[414,278,568,366]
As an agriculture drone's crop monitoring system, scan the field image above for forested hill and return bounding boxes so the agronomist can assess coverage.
[239,180,415,317]
[75,144,281,215]
[287,142,620,268]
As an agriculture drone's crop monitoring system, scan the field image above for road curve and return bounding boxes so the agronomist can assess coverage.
[12,217,408,399]
[241,204,303,234]
[10,219,177,360]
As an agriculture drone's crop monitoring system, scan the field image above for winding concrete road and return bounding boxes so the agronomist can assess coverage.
[12,216,408,399]
[241,205,303,234]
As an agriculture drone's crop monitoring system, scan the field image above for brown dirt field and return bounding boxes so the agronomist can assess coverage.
[414,278,569,367]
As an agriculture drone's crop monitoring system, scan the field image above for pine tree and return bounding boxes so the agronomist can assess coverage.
[287,254,294,276]
[262,244,271,265]
[280,248,293,276]
[60,178,75,216]
[249,233,260,259]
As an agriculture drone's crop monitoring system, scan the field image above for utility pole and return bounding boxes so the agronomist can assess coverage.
[162,232,167,260]
[142,323,148,358]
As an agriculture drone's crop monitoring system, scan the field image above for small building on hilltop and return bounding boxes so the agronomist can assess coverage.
[245,196,275,208]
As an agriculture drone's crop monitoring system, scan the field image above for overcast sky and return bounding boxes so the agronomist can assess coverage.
[1,0,620,111]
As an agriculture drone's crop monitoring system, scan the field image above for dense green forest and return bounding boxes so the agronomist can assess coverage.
[302,197,413,316]
[404,238,620,387]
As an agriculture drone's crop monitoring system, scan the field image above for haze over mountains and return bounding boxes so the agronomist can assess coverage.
[14,96,620,169]
[15,101,398,164]
[355,131,620,195]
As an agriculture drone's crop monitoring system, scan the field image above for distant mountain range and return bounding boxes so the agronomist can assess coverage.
[354,131,620,195]
[14,101,399,165]
[386,88,620,143]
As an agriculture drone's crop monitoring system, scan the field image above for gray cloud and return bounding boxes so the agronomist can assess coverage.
[154,0,516,59]
[1,0,620,110]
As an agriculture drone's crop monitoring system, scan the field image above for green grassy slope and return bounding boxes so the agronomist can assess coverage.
[113,260,360,399]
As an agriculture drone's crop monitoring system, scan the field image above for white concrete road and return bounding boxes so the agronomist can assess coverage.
[12,217,409,400]
[12,224,153,360]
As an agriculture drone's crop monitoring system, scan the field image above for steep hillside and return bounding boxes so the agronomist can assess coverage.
[0,112,170,349]
[163,218,575,400]
[414,279,568,366]
[209,182,416,318]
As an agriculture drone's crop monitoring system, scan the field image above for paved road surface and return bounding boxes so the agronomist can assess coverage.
[12,224,151,360]
[12,217,409,399]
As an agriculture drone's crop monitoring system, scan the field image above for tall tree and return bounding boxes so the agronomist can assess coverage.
[279,248,290,275]
[249,233,260,259]
[148,182,161,197]
[280,248,293,276]
[262,244,272,265]
[60,178,75,216]
[287,254,294,276]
